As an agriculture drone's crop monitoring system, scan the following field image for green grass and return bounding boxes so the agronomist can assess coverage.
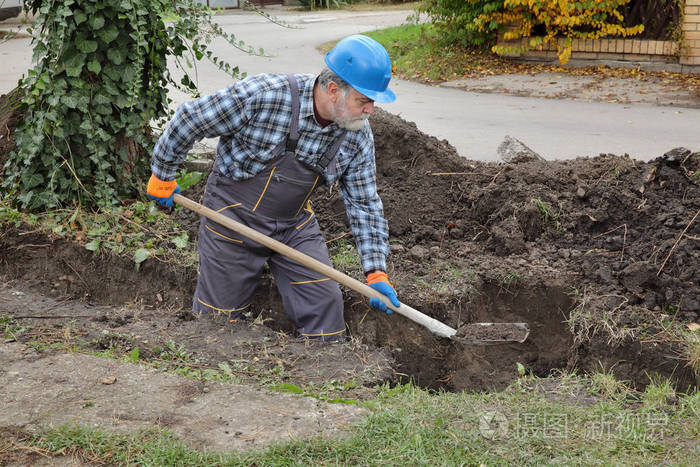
[5,375,698,466]
[319,23,510,83]
[330,239,361,269]
[359,24,517,83]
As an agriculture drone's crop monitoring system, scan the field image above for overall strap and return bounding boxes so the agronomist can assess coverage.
[317,130,347,171]
[285,74,301,152]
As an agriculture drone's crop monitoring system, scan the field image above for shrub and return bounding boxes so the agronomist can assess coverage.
[419,0,504,47]
[479,0,645,64]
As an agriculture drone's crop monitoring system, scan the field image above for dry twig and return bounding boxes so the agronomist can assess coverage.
[593,224,627,261]
[657,209,700,276]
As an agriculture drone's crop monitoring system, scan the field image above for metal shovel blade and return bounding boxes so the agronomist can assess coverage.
[452,322,530,345]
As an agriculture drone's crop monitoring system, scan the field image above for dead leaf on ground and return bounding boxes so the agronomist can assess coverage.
[100,376,117,385]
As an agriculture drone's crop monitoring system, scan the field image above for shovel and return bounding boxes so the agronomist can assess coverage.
[174,194,529,345]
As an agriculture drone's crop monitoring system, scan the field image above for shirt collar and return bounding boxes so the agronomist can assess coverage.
[300,76,317,119]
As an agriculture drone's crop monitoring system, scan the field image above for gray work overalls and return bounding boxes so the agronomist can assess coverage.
[193,74,347,341]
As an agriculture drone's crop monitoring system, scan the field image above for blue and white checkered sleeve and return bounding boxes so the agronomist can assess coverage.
[151,82,259,181]
[338,131,390,273]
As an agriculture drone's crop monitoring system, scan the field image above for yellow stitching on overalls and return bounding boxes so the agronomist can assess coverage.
[290,278,331,285]
[294,175,319,217]
[301,328,345,337]
[197,298,250,313]
[253,167,276,212]
[216,203,241,213]
[295,202,314,230]
[205,225,243,243]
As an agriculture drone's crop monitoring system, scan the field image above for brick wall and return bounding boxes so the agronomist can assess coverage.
[683,0,700,65]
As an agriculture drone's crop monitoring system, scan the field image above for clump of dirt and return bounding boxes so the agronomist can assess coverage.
[1,105,699,395]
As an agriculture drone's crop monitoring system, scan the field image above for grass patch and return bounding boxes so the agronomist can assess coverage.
[321,24,514,83]
[329,239,361,270]
[318,24,700,92]
[4,375,698,465]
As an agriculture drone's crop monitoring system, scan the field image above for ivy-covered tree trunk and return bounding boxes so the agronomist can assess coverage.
[2,0,245,210]
[2,1,168,209]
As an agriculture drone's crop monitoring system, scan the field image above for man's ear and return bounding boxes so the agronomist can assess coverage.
[327,81,341,103]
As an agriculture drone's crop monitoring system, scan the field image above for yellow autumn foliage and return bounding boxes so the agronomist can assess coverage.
[475,0,644,64]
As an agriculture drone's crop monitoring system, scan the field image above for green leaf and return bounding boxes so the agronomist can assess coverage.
[176,170,203,191]
[23,173,44,189]
[88,15,105,30]
[107,49,124,65]
[218,362,233,376]
[74,10,87,25]
[76,38,98,54]
[87,60,101,74]
[61,94,78,109]
[133,248,151,265]
[172,233,188,249]
[85,239,101,252]
[98,24,119,44]
[64,52,86,77]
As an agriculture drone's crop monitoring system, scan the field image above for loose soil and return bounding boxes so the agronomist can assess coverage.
[1,99,699,455]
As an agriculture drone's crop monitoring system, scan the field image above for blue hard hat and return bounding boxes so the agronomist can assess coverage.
[324,35,396,103]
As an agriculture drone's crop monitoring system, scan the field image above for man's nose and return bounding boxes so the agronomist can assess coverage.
[362,102,374,115]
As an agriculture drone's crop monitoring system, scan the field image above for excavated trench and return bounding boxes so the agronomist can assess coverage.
[250,277,576,392]
[0,230,575,392]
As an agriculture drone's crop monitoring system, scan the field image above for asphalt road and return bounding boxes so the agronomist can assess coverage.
[1,7,699,161]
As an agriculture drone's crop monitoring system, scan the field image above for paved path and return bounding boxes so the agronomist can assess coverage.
[1,7,699,161]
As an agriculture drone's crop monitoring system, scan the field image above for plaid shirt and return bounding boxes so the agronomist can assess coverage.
[152,73,389,272]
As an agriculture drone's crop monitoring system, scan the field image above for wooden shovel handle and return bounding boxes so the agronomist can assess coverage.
[174,194,457,338]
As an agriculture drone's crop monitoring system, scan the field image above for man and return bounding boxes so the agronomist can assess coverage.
[146,34,400,341]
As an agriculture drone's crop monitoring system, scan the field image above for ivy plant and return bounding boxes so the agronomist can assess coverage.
[2,0,259,210]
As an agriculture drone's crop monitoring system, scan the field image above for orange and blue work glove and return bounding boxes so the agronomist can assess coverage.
[367,271,400,315]
[146,173,180,208]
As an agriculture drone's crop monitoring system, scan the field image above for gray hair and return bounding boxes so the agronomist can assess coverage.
[317,67,352,95]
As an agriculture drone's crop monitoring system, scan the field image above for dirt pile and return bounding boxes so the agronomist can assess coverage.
[1,106,699,395]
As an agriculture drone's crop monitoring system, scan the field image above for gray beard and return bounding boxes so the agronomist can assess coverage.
[336,114,369,131]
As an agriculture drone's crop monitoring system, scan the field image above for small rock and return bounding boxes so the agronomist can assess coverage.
[390,244,405,253]
[430,246,441,257]
[410,245,429,260]
[558,249,571,259]
[663,147,691,162]
[449,228,463,239]
[100,376,117,385]
[596,267,614,283]
[497,135,545,163]
[576,186,587,199]
[203,387,210,393]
